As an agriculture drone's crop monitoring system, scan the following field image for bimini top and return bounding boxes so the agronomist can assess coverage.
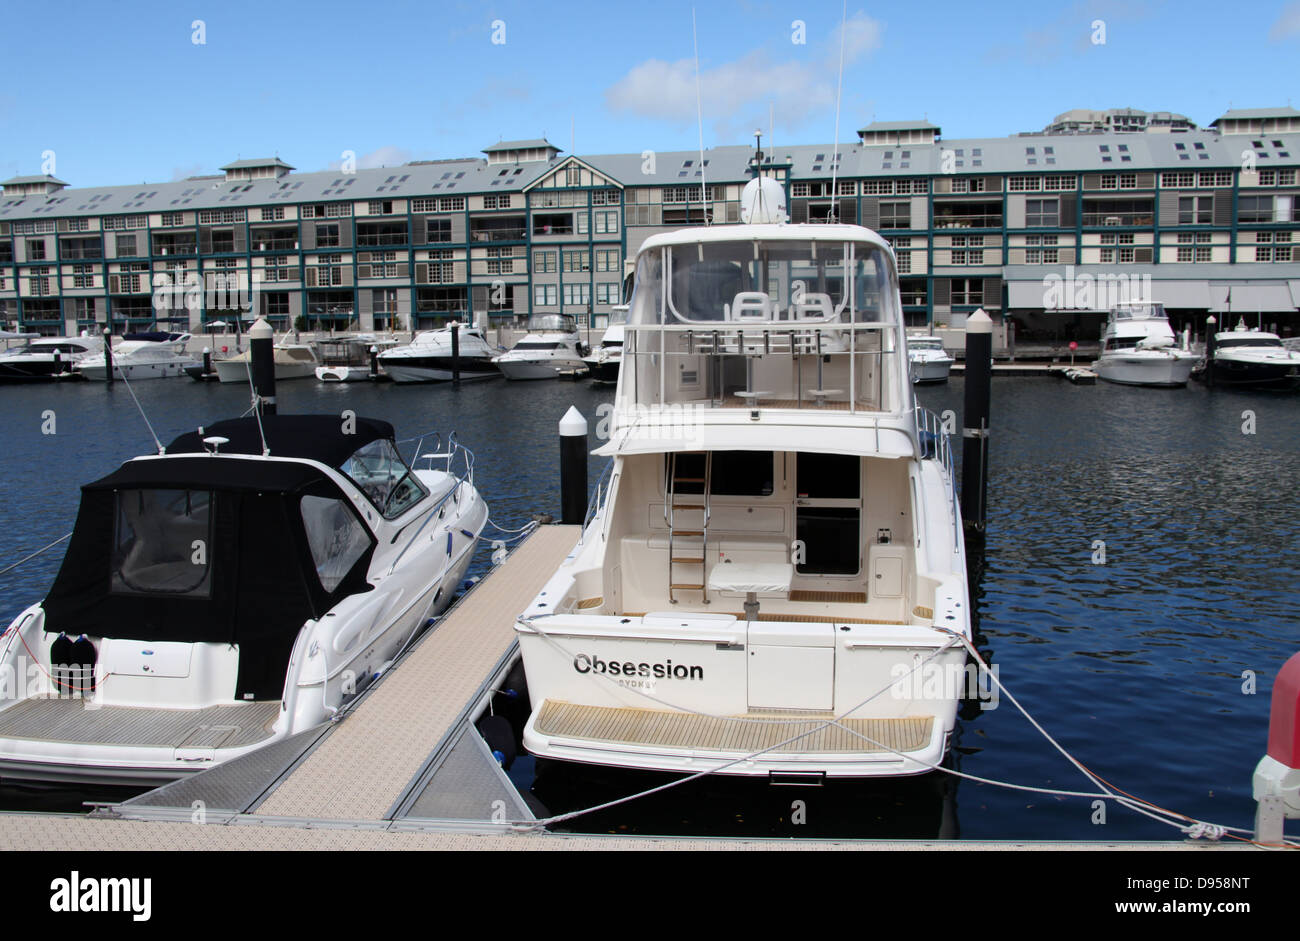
[166,415,396,468]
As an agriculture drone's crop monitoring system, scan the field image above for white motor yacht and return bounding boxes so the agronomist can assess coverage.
[494,314,588,380]
[1096,303,1196,387]
[513,175,971,779]
[213,341,319,383]
[75,332,197,381]
[1206,320,1300,391]
[0,334,104,382]
[583,305,627,385]
[907,334,954,384]
[314,335,397,382]
[377,323,499,383]
[0,415,486,784]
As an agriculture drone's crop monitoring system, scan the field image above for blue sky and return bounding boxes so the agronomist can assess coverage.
[2,0,1299,188]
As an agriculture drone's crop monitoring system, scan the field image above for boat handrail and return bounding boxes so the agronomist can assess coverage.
[388,435,476,575]
[580,457,616,546]
[914,404,961,552]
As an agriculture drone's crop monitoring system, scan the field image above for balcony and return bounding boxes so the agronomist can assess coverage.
[1081,212,1155,227]
[355,222,408,247]
[932,214,1003,229]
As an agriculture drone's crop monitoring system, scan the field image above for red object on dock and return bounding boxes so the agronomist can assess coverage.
[1267,652,1300,769]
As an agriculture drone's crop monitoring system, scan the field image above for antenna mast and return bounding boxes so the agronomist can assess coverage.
[830,0,848,220]
[693,7,708,224]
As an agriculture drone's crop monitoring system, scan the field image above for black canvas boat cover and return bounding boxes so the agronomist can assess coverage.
[165,415,396,469]
[41,426,381,700]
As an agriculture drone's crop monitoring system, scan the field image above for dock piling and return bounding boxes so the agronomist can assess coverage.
[103,327,113,384]
[961,309,992,535]
[559,406,588,525]
[249,317,277,416]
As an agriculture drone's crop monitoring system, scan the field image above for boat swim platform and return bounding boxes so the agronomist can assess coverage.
[0,525,1260,850]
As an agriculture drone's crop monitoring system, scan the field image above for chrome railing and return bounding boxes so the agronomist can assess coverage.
[914,404,961,552]
[580,457,616,546]
[387,433,477,574]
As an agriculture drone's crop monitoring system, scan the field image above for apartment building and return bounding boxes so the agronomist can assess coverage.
[1,107,1297,340]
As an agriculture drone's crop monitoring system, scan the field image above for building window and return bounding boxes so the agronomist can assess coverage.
[1178,196,1212,224]
[1118,247,1135,263]
[316,223,340,248]
[562,283,590,306]
[533,284,557,306]
[562,250,590,272]
[116,234,137,257]
[1195,246,1212,262]
[426,218,451,243]
[596,282,620,305]
[1025,198,1059,227]
[950,279,981,305]
[879,201,910,228]
[26,239,45,260]
[534,250,557,273]
[1177,246,1193,262]
[1100,248,1115,263]
[595,248,620,272]
[260,207,285,221]
[594,211,618,234]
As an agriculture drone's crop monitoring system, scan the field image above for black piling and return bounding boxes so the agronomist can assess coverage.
[369,344,379,381]
[961,309,992,535]
[202,347,212,376]
[102,328,114,383]
[1205,315,1217,388]
[559,406,588,525]
[451,321,461,385]
[249,316,277,416]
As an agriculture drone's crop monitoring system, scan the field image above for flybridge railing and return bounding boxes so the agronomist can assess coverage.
[914,404,961,552]
[580,457,616,546]
[622,321,903,414]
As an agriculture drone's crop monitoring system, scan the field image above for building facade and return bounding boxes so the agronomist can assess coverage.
[2,109,1298,340]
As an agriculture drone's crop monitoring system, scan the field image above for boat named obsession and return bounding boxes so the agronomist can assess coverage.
[1095,302,1196,387]
[0,415,486,784]
[513,172,971,779]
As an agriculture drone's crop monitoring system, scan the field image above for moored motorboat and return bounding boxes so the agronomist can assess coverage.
[512,172,971,779]
[907,334,953,384]
[1204,320,1300,391]
[377,322,499,383]
[314,335,397,382]
[0,334,104,382]
[1096,303,1196,387]
[494,314,588,380]
[0,415,487,784]
[584,305,627,385]
[213,342,319,383]
[74,332,197,381]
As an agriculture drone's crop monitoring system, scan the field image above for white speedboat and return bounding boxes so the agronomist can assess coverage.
[513,175,971,779]
[75,332,197,381]
[377,323,499,383]
[214,342,319,383]
[1206,320,1300,391]
[0,334,104,382]
[314,336,397,382]
[583,305,627,385]
[1096,303,1196,387]
[907,335,953,384]
[494,314,588,380]
[0,415,486,784]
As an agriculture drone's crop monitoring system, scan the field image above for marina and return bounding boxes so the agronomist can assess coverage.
[0,305,1296,848]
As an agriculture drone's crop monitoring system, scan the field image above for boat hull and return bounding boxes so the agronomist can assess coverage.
[76,359,196,381]
[496,357,588,380]
[380,356,500,383]
[1210,357,1300,391]
[1096,353,1196,387]
[213,359,317,383]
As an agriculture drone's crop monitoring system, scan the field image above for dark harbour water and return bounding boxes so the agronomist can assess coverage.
[0,374,1297,843]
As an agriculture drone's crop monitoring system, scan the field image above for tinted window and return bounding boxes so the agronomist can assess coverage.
[301,495,371,591]
[112,489,213,596]
[797,453,860,499]
[667,451,774,496]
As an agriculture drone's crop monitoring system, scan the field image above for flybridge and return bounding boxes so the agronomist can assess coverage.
[616,227,911,418]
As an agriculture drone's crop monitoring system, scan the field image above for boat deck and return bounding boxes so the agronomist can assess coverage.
[534,700,933,754]
[0,698,278,749]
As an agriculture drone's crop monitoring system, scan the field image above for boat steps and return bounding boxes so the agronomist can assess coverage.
[0,698,278,749]
[535,700,933,754]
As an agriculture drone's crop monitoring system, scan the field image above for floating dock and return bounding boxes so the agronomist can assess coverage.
[0,524,1253,850]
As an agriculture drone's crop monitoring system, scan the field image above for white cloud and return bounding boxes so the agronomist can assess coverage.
[1270,1,1300,39]
[604,12,882,139]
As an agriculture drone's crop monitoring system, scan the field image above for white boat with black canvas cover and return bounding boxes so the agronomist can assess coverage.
[377,322,499,383]
[513,173,971,780]
[0,415,486,784]
[494,314,588,380]
[1206,320,1300,391]
[1096,302,1196,387]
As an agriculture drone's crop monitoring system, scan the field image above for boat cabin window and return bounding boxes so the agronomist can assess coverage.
[111,489,213,597]
[300,495,372,592]
[512,341,565,351]
[339,438,428,520]
[1217,336,1281,348]
[631,240,896,326]
[667,451,774,496]
[526,314,577,333]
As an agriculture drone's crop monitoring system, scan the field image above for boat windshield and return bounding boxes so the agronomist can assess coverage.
[909,337,944,351]
[1217,336,1283,349]
[629,239,897,326]
[339,438,428,519]
[1111,304,1166,321]
[527,314,577,333]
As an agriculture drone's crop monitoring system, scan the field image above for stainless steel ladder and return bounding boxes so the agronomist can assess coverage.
[666,451,711,604]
